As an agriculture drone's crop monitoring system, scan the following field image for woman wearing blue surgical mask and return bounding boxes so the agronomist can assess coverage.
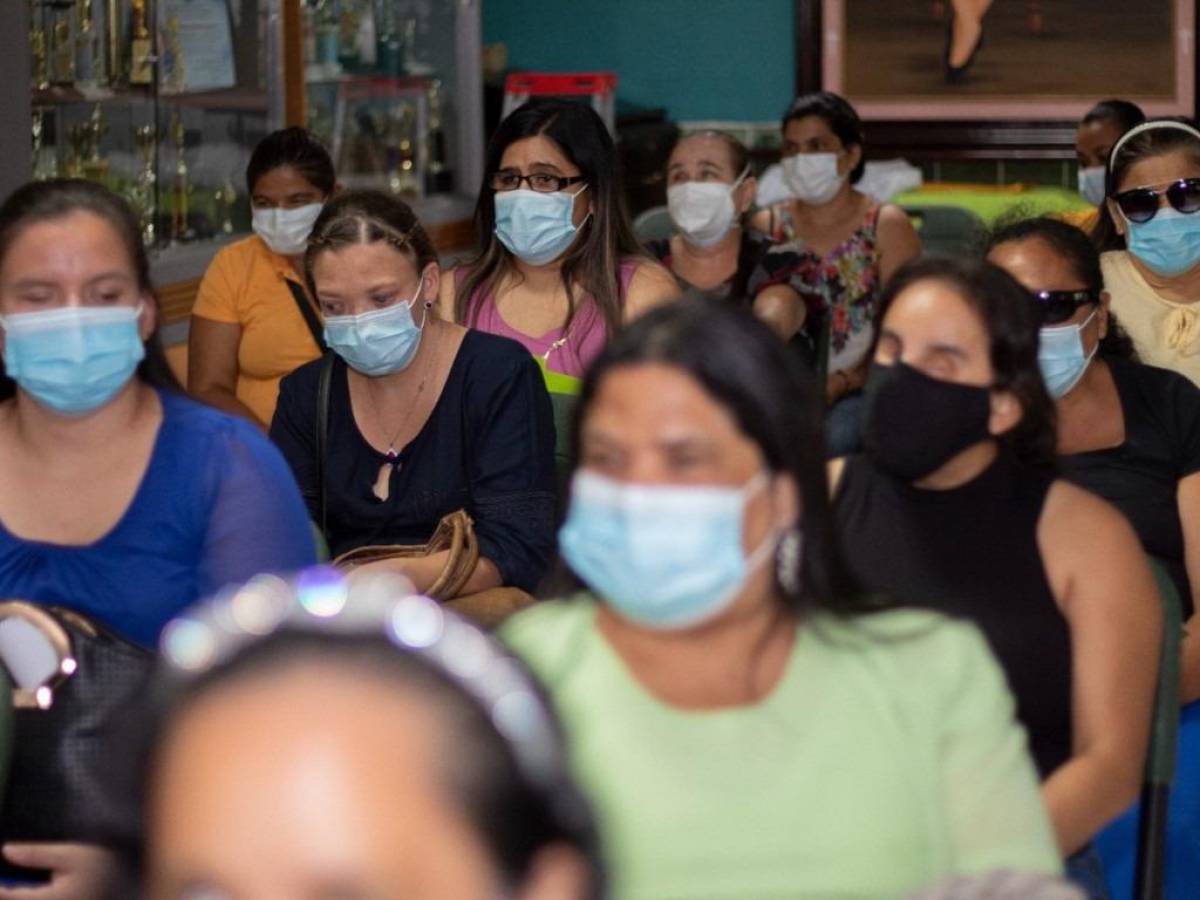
[0,179,316,892]
[644,130,805,340]
[988,216,1200,688]
[1063,99,1145,232]
[989,218,1200,895]
[270,191,557,597]
[751,92,921,456]
[1093,118,1200,388]
[832,258,1162,896]
[0,179,315,643]
[502,299,1062,899]
[190,127,335,428]
[442,100,679,385]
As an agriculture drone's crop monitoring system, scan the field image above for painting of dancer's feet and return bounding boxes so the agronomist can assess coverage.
[818,0,1191,119]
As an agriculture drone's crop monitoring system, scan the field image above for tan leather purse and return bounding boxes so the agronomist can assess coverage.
[333,509,480,601]
[332,511,535,627]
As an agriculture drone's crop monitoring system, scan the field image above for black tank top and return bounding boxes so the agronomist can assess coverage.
[834,450,1073,778]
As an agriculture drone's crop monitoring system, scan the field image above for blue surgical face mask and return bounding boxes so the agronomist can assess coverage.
[323,290,426,377]
[1125,207,1200,277]
[1077,166,1106,207]
[558,470,778,630]
[1038,307,1099,398]
[1,304,145,415]
[494,186,588,266]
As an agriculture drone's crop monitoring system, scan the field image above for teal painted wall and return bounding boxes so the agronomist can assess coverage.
[482,0,796,122]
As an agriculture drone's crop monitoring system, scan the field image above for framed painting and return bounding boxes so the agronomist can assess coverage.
[796,0,1198,158]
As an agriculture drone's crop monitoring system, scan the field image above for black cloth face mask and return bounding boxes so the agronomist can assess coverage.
[861,361,993,482]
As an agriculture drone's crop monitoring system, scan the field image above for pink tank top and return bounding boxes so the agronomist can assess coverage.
[460,261,639,378]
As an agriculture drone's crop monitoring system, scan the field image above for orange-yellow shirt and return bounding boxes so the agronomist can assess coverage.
[192,235,323,425]
[1058,207,1099,233]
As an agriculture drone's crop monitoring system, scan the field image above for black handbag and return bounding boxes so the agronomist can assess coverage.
[0,602,153,872]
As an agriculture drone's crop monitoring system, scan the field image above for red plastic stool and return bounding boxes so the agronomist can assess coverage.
[501,72,618,133]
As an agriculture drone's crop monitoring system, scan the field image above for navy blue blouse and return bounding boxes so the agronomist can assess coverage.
[270,330,557,593]
[0,390,317,647]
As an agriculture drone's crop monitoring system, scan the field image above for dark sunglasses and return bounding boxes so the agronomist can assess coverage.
[1113,177,1200,224]
[1029,288,1100,326]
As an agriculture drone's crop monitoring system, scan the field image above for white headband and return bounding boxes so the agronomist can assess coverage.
[1108,120,1200,174]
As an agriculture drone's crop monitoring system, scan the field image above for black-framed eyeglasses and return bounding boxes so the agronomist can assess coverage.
[1113,177,1200,223]
[1029,288,1100,325]
[490,171,586,193]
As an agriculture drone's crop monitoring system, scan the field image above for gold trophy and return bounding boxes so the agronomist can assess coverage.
[170,113,193,242]
[64,123,88,177]
[425,79,452,194]
[74,0,100,88]
[105,0,123,86]
[214,180,237,235]
[31,110,59,181]
[385,103,418,196]
[31,22,51,91]
[131,123,157,246]
[50,2,76,85]
[80,103,109,183]
[129,0,153,85]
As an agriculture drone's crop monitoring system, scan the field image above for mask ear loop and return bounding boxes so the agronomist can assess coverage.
[567,183,593,233]
[739,471,784,576]
[1078,306,1102,367]
[412,283,433,329]
[728,166,752,218]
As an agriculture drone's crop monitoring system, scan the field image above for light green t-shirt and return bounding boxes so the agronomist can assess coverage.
[501,597,1061,900]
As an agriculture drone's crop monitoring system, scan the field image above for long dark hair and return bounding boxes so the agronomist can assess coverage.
[567,298,848,614]
[876,258,1058,471]
[304,190,439,300]
[782,91,866,184]
[986,215,1139,360]
[114,627,606,898]
[1092,117,1200,251]
[0,179,180,398]
[455,99,647,341]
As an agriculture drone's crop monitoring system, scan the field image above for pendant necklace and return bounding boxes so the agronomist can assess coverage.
[543,318,574,366]
[364,332,439,502]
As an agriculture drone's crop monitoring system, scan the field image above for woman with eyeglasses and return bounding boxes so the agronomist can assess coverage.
[442,99,679,384]
[503,299,1062,899]
[988,216,1200,702]
[270,191,556,597]
[751,92,921,454]
[115,577,604,900]
[646,130,805,339]
[1093,118,1200,388]
[830,257,1161,897]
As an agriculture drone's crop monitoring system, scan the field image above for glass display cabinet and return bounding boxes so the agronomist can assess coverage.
[27,0,279,248]
[296,0,482,250]
[6,0,482,342]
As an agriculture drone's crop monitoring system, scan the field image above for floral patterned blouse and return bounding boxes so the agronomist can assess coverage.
[762,202,883,374]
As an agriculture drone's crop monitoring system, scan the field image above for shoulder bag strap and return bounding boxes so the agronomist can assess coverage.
[285,279,327,353]
[316,352,335,537]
